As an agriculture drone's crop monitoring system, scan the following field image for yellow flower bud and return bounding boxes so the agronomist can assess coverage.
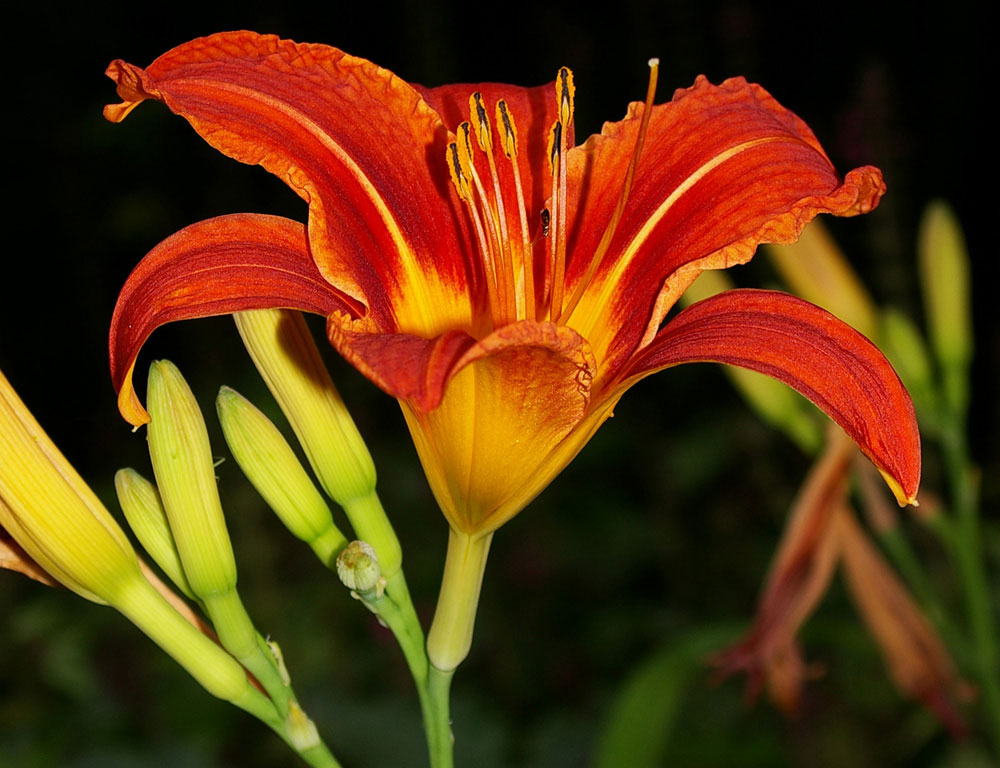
[216,386,348,566]
[917,200,972,414]
[0,368,140,604]
[764,219,878,338]
[146,360,237,599]
[0,368,282,725]
[115,468,196,600]
[234,309,401,577]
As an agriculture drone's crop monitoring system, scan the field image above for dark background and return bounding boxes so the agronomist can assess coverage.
[0,2,993,766]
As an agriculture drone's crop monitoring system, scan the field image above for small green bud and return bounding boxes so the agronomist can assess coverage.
[146,360,237,599]
[336,540,383,595]
[216,386,348,565]
[115,468,197,600]
[285,700,321,752]
[235,309,402,577]
[918,200,973,414]
[879,307,938,422]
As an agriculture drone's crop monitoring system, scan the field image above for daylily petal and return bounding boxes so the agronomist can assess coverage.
[328,313,597,533]
[713,430,852,710]
[837,507,969,736]
[105,31,475,337]
[564,76,885,372]
[620,290,920,505]
[110,213,350,426]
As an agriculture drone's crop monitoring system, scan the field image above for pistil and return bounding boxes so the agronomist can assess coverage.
[558,59,660,325]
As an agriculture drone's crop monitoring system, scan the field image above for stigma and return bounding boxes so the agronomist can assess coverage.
[446,60,659,331]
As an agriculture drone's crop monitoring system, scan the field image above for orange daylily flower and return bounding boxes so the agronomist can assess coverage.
[104,32,919,537]
[715,430,967,735]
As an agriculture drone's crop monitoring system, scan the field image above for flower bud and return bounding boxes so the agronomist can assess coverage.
[234,309,401,577]
[918,201,972,414]
[146,360,237,599]
[764,219,878,338]
[336,540,383,595]
[0,368,140,604]
[115,468,196,600]
[216,386,347,566]
[878,307,938,422]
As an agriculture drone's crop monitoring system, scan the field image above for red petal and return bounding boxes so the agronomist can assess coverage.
[564,75,885,374]
[110,213,350,426]
[105,32,476,337]
[619,290,920,504]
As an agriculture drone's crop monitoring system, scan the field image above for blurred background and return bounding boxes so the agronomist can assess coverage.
[0,2,993,766]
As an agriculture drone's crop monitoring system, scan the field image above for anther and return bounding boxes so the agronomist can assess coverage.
[447,142,470,201]
[556,67,575,128]
[469,92,493,151]
[496,100,518,158]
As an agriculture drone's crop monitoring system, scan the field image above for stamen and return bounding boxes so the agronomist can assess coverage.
[459,121,512,323]
[450,136,500,322]
[470,93,517,323]
[558,58,660,324]
[497,99,535,321]
[556,67,575,132]
[545,121,566,320]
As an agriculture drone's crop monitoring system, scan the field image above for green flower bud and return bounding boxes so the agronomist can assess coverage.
[234,309,401,577]
[285,700,321,752]
[764,220,878,338]
[115,468,196,600]
[146,360,237,599]
[879,307,938,422]
[216,386,347,566]
[917,200,973,414]
[0,368,140,604]
[336,540,383,595]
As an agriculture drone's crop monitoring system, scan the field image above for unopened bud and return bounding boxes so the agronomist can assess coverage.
[146,360,237,599]
[234,309,401,577]
[764,220,878,338]
[918,201,972,414]
[285,700,321,752]
[0,369,141,604]
[336,540,383,595]
[115,468,196,600]
[879,308,938,422]
[216,386,347,565]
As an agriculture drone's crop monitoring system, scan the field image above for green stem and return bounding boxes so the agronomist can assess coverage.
[940,422,1000,756]
[426,530,493,672]
[426,666,455,768]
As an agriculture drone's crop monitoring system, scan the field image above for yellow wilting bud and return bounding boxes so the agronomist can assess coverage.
[146,360,237,599]
[0,368,141,604]
[764,219,878,338]
[216,386,348,566]
[336,540,383,595]
[234,309,401,577]
[917,201,972,413]
[681,271,823,453]
[115,468,196,600]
